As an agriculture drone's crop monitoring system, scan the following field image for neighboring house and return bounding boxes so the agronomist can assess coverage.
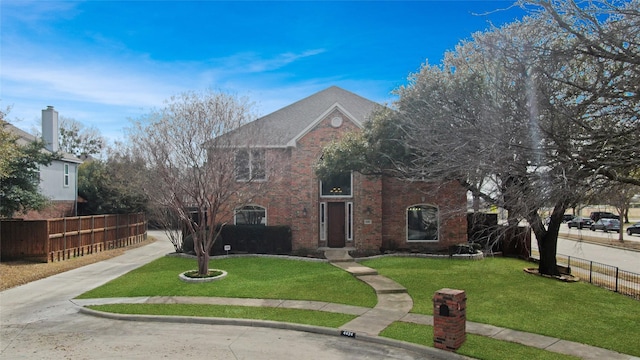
[4,106,82,219]
[219,86,468,253]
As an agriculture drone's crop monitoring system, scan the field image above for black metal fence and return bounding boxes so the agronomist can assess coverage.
[556,253,640,300]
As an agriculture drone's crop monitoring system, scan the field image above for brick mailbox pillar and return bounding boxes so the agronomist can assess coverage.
[433,288,466,351]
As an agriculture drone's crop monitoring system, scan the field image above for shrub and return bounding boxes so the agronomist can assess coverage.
[182,224,292,255]
[448,243,481,255]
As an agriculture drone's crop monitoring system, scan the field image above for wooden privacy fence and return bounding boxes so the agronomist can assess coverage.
[1,213,147,263]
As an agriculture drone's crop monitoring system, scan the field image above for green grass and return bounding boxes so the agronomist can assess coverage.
[381,322,580,360]
[362,257,640,356]
[87,304,356,328]
[78,255,640,357]
[77,256,377,307]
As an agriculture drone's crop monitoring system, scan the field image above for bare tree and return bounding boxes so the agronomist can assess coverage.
[521,0,640,186]
[59,117,105,158]
[318,4,638,276]
[591,182,639,241]
[400,11,639,275]
[129,90,263,275]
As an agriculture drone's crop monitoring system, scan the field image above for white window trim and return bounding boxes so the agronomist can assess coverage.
[319,172,353,198]
[236,149,266,182]
[319,202,327,241]
[63,164,70,187]
[406,204,439,242]
[347,202,353,241]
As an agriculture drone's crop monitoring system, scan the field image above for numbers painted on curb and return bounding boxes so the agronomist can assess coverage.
[340,330,356,338]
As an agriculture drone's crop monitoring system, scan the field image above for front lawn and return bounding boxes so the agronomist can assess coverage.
[362,256,640,356]
[381,322,580,360]
[77,255,640,357]
[77,256,377,308]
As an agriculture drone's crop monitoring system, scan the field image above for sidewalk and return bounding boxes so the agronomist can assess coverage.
[75,249,639,360]
[3,233,454,360]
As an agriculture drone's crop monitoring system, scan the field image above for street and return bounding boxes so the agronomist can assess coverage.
[0,231,454,360]
[532,227,640,273]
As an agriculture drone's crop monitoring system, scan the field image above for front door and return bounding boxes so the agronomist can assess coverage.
[327,202,346,248]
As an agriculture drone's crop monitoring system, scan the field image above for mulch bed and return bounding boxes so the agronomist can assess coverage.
[523,267,580,282]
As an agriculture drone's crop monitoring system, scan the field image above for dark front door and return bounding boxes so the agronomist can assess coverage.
[327,202,346,248]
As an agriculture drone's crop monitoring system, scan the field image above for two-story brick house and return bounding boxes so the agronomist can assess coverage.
[220,86,468,253]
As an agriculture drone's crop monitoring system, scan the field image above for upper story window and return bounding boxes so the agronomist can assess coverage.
[320,172,352,197]
[235,149,265,181]
[407,204,439,241]
[235,205,266,225]
[63,164,70,187]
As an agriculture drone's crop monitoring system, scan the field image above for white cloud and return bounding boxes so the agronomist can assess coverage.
[211,49,326,74]
[0,5,378,145]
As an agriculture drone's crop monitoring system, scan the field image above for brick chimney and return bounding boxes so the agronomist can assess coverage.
[42,106,59,152]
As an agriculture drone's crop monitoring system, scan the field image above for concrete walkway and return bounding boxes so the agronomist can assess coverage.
[326,250,638,360]
[3,233,454,360]
[327,250,413,336]
[74,248,639,360]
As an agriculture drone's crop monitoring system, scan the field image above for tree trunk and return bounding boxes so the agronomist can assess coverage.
[624,208,629,224]
[198,251,210,275]
[194,232,210,276]
[532,204,565,276]
[537,231,560,276]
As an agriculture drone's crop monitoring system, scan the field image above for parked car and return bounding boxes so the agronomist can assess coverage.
[567,216,593,229]
[590,218,621,233]
[627,222,640,236]
[589,211,619,222]
[545,214,577,226]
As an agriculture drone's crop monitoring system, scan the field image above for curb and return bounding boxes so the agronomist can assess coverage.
[77,306,471,360]
[560,235,640,253]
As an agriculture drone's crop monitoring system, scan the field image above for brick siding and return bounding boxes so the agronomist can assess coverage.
[223,108,468,252]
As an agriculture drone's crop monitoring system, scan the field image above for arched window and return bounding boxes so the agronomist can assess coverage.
[407,205,438,241]
[235,205,266,225]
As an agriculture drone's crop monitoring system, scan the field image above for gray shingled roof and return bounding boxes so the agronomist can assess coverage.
[226,86,381,148]
[2,121,83,163]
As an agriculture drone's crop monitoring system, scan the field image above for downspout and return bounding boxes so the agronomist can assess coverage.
[74,163,78,216]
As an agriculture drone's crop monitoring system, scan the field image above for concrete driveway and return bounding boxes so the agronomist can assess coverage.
[0,231,457,360]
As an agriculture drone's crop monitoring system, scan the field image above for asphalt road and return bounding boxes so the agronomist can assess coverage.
[533,227,640,273]
[0,231,457,360]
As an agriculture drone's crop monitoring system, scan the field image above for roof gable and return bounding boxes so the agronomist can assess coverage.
[230,86,381,148]
[2,121,83,164]
[287,102,365,147]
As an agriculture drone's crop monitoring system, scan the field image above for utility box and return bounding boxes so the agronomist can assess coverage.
[433,288,466,351]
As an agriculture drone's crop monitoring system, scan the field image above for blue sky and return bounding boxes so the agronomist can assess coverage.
[1,1,526,143]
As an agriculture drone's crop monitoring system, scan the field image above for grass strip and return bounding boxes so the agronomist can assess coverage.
[381,322,579,360]
[363,256,640,356]
[77,256,377,308]
[87,303,356,328]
